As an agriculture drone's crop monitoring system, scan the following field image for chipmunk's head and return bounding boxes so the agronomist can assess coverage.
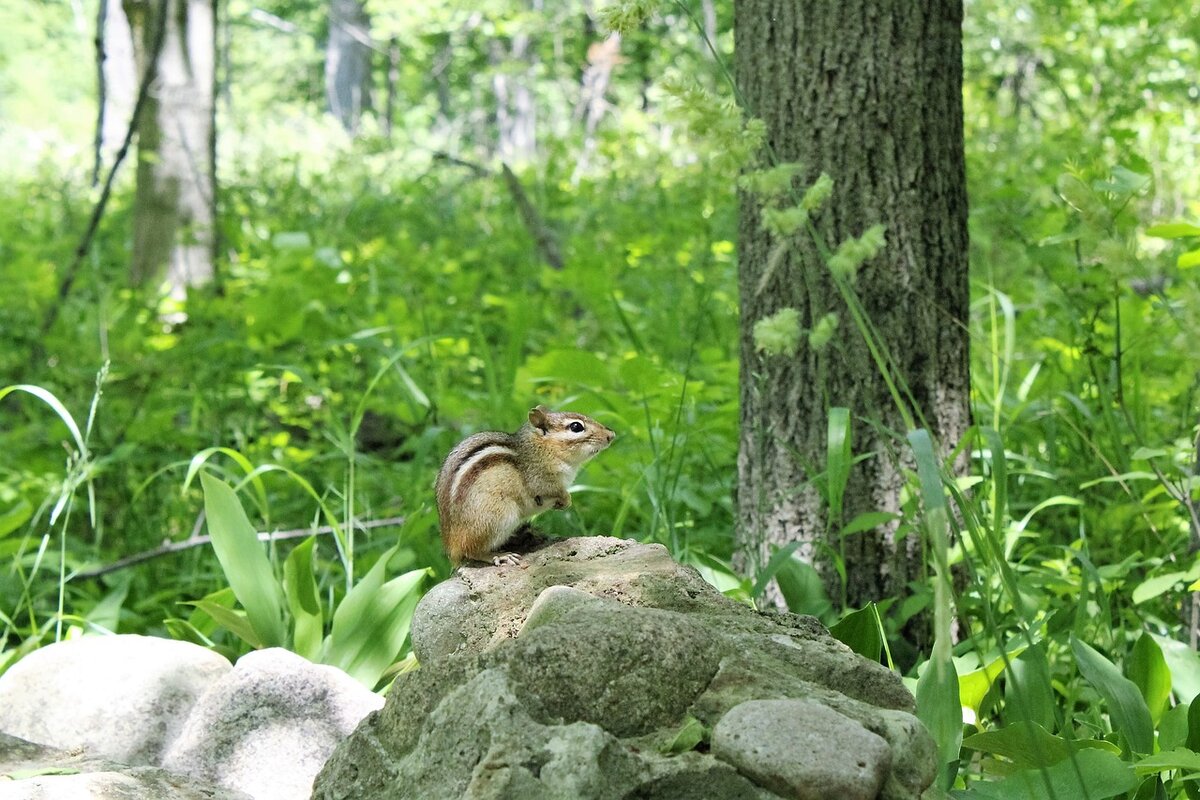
[528,404,615,465]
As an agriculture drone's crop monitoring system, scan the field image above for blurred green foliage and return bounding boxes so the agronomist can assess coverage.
[2,0,1200,794]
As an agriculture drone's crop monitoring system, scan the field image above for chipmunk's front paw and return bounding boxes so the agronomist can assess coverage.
[492,552,523,566]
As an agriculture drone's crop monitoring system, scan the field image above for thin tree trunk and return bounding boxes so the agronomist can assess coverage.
[96,0,137,184]
[326,0,372,134]
[734,1,971,622]
[125,0,217,292]
[491,0,539,163]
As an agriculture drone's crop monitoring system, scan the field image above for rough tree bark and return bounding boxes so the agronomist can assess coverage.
[734,1,971,617]
[326,0,372,134]
[124,0,216,291]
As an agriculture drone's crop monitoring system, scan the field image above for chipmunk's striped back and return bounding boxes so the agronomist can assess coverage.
[434,405,615,565]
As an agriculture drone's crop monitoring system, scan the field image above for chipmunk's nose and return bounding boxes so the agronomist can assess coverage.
[604,427,616,443]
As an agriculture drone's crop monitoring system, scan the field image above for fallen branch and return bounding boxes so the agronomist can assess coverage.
[74,515,407,579]
[432,152,564,269]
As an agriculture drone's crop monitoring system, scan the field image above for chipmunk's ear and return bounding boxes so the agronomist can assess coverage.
[528,404,552,433]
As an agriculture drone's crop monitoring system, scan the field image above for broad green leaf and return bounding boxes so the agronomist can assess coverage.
[1179,249,1200,270]
[830,603,883,663]
[325,546,429,688]
[1130,447,1167,461]
[1153,635,1200,702]
[949,748,1136,800]
[187,599,264,649]
[283,536,323,661]
[917,654,962,788]
[1006,642,1057,730]
[1134,570,1200,605]
[960,649,1022,717]
[1146,222,1200,239]
[200,472,287,648]
[963,720,1118,770]
[1072,635,1154,754]
[1129,633,1171,724]
[1135,747,1200,775]
[658,715,707,754]
[774,554,833,620]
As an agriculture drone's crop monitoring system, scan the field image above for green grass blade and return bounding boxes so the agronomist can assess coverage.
[199,472,287,649]
[826,407,851,525]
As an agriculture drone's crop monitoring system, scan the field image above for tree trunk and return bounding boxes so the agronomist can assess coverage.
[491,0,540,163]
[125,0,216,292]
[95,0,138,185]
[326,0,372,134]
[734,1,970,616]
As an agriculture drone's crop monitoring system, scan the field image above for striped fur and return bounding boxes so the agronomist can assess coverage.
[435,406,615,563]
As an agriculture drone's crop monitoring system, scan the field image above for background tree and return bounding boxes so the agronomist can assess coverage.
[734,0,971,626]
[325,0,372,134]
[124,0,217,291]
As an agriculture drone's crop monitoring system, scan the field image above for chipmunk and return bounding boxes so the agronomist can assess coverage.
[435,405,616,565]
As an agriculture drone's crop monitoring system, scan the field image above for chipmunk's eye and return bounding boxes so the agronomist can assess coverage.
[568,421,585,433]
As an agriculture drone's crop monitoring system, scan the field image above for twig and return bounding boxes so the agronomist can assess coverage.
[74,515,407,579]
[499,163,564,269]
[33,3,169,364]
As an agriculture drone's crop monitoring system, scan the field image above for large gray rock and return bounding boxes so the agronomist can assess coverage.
[315,537,937,800]
[0,634,231,765]
[161,648,384,800]
[0,732,249,800]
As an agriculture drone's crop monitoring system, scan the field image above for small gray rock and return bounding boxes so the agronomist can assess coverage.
[0,634,231,765]
[160,648,382,800]
[0,731,249,800]
[712,698,891,800]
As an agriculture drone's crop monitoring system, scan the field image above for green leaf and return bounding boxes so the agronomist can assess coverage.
[826,407,852,523]
[1153,635,1200,703]
[1071,635,1154,754]
[773,554,832,619]
[830,603,883,663]
[200,472,287,648]
[963,720,1117,770]
[283,536,323,661]
[949,748,1137,800]
[1134,572,1191,605]
[1135,747,1200,775]
[960,650,1022,718]
[657,715,707,754]
[1179,249,1200,270]
[1130,447,1167,461]
[1006,643,1057,731]
[751,540,802,599]
[839,511,899,537]
[1186,697,1200,800]
[1146,222,1200,239]
[1129,634,1171,725]
[0,499,32,539]
[916,655,962,788]
[324,547,429,688]
[187,599,264,649]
